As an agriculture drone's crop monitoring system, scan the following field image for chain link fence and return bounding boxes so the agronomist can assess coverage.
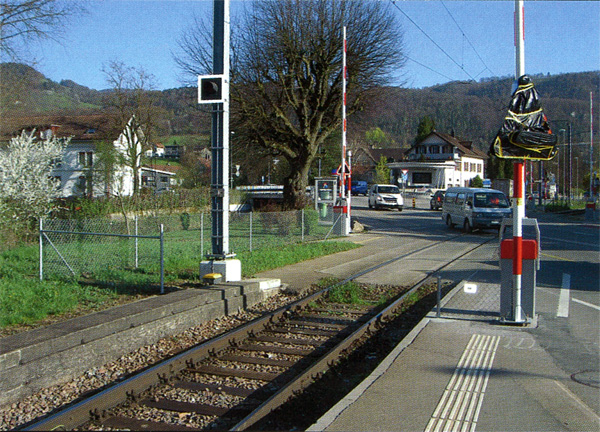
[40,209,344,291]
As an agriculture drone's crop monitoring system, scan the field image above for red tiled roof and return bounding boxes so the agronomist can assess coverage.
[0,114,119,141]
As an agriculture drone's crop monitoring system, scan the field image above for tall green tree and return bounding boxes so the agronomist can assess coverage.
[365,127,388,148]
[486,153,514,179]
[415,116,435,144]
[375,156,390,184]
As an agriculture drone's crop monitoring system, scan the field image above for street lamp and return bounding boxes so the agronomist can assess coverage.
[575,157,579,198]
[555,119,573,203]
[268,158,279,184]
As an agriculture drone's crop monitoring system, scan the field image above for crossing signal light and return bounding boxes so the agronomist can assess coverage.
[198,75,227,104]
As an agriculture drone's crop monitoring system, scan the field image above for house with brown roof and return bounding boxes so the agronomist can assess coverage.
[2,114,146,197]
[351,146,406,183]
[388,131,488,189]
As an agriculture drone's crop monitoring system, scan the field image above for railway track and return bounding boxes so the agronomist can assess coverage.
[24,233,494,431]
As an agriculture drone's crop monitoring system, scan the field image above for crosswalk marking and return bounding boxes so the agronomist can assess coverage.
[425,334,500,432]
[557,273,571,317]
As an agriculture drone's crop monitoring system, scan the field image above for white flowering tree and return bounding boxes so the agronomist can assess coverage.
[0,130,68,238]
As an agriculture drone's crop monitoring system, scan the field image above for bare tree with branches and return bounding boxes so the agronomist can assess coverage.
[0,0,84,61]
[102,60,160,195]
[175,0,405,208]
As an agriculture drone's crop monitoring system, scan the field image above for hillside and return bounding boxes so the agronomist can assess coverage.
[1,62,597,154]
[0,63,104,114]
[352,71,599,154]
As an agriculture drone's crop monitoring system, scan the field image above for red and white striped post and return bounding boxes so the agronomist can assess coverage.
[512,161,526,322]
[511,0,526,323]
[340,27,347,200]
[340,26,351,234]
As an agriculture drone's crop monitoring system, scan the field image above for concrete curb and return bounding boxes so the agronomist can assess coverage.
[307,281,466,431]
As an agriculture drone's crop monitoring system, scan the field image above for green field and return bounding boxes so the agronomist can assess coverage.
[2,225,359,329]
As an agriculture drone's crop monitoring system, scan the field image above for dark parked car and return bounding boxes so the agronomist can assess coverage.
[430,190,445,210]
[351,181,368,196]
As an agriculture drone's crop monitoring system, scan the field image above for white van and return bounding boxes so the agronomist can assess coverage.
[441,187,511,232]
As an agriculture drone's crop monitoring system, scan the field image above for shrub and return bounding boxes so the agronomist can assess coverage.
[301,208,319,235]
[180,212,191,230]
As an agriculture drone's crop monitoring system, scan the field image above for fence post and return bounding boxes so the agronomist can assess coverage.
[436,276,442,318]
[160,224,164,294]
[301,209,305,242]
[135,216,139,268]
[200,213,204,259]
[39,218,43,281]
[249,211,253,252]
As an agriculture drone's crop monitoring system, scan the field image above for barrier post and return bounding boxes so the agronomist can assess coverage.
[512,161,526,323]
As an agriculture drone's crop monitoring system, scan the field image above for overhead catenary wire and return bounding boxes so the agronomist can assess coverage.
[390,0,478,82]
[405,56,457,83]
[440,0,497,78]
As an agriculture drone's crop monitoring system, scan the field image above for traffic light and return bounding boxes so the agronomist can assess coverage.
[198,75,227,104]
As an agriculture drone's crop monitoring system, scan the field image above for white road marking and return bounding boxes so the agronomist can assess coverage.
[572,297,600,311]
[557,273,571,318]
[425,334,500,432]
[543,236,598,248]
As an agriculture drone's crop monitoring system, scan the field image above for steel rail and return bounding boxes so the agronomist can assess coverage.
[24,232,490,431]
[230,235,496,430]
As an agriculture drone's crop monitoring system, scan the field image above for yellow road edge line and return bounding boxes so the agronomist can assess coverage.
[540,252,575,262]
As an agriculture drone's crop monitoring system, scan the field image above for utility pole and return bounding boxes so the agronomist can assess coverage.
[198,0,241,281]
[590,91,594,199]
[511,0,526,323]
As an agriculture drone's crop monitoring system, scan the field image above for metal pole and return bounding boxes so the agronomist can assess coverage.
[39,218,43,281]
[569,123,572,204]
[340,26,347,201]
[512,161,525,322]
[135,215,139,268]
[200,212,204,259]
[590,91,594,199]
[160,224,164,294]
[511,0,525,323]
[515,0,525,78]
[210,0,231,259]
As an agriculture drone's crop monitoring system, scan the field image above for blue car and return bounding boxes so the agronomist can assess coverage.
[351,181,368,196]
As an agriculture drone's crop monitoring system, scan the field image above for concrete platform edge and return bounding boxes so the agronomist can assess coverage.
[0,279,280,407]
[307,280,466,431]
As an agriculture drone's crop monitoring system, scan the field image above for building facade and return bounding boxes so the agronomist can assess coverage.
[3,115,145,198]
[388,132,487,189]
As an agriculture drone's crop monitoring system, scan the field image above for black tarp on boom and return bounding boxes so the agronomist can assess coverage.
[490,75,558,160]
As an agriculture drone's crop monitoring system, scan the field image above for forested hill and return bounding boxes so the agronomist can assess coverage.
[353,71,599,152]
[1,62,598,152]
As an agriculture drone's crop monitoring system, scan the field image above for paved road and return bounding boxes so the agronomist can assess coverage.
[529,216,600,417]
[348,195,600,420]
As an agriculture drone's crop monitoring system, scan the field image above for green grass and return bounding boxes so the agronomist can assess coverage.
[326,281,364,304]
[0,240,360,330]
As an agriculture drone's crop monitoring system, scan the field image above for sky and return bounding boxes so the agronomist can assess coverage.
[22,0,600,91]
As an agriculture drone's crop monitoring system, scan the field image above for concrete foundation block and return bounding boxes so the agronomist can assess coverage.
[200,259,242,282]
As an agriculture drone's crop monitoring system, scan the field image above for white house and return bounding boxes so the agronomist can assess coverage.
[5,115,145,198]
[141,166,177,192]
[144,142,165,158]
[388,131,487,189]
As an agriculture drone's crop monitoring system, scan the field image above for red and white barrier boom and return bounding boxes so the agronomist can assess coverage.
[335,26,351,235]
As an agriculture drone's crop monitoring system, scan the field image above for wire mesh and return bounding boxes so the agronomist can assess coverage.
[40,217,163,290]
[40,208,341,290]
